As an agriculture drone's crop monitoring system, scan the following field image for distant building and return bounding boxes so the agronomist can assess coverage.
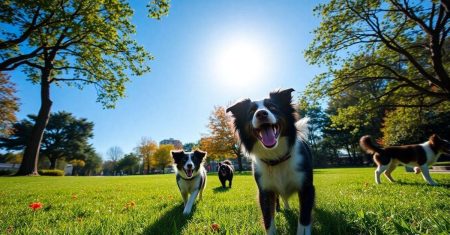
[160,138,183,149]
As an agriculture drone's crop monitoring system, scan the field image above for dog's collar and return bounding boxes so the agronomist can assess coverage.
[179,173,198,181]
[260,152,292,166]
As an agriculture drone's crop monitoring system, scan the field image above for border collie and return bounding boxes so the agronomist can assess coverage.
[226,88,314,235]
[171,150,207,215]
[218,160,234,188]
[360,134,450,185]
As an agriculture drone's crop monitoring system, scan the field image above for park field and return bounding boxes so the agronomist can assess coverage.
[0,168,449,234]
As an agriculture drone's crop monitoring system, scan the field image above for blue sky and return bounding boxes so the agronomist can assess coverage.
[11,0,324,158]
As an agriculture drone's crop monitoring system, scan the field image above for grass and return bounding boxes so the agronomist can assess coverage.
[0,168,449,234]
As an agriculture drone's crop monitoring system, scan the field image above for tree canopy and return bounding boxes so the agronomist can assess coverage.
[0,0,169,175]
[0,73,19,137]
[305,0,449,108]
[0,111,94,169]
[200,106,244,171]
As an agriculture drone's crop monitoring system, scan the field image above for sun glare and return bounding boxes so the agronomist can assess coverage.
[213,37,268,87]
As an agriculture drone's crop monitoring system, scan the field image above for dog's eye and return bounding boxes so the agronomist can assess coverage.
[267,104,277,111]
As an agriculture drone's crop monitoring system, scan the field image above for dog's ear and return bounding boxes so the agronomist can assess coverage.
[171,150,185,161]
[193,149,207,161]
[226,99,251,116]
[270,88,295,104]
[218,162,222,167]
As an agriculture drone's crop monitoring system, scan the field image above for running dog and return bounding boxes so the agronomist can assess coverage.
[360,134,450,185]
[218,160,234,188]
[226,88,315,235]
[171,150,207,215]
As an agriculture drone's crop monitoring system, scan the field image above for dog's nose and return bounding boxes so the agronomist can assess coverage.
[256,110,268,120]
[187,163,193,169]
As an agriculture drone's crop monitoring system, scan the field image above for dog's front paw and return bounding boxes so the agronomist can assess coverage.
[297,223,311,235]
[183,208,191,215]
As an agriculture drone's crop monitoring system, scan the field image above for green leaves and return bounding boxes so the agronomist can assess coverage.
[1,0,160,109]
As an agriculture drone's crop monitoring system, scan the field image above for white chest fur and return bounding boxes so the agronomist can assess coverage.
[177,168,205,194]
[252,140,306,197]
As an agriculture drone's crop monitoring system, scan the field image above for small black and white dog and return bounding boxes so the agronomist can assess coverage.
[226,88,315,235]
[218,160,234,188]
[171,150,207,215]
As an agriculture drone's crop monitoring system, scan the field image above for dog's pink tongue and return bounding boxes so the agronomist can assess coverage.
[186,169,193,177]
[260,126,276,147]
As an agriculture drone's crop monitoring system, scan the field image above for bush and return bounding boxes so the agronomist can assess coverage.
[38,169,65,176]
[0,169,14,176]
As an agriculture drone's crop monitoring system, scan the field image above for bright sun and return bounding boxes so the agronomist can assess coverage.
[213,37,268,87]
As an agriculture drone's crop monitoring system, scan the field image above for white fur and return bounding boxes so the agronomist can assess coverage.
[267,219,276,235]
[297,223,312,235]
[296,117,309,141]
[253,138,306,198]
[173,153,207,215]
[420,142,443,166]
[252,100,277,128]
[376,141,443,186]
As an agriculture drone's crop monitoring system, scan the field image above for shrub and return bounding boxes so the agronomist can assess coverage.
[0,169,14,176]
[38,169,65,176]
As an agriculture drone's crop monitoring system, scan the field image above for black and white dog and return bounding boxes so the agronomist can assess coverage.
[171,150,207,215]
[226,88,314,235]
[218,160,234,188]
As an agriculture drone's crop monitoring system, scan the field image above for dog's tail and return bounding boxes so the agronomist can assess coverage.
[359,135,383,155]
[296,117,309,141]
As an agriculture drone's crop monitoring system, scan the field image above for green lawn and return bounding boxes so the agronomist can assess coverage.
[0,168,449,234]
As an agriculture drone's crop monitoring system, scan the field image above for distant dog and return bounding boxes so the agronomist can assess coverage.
[360,134,450,185]
[226,88,314,235]
[171,150,207,215]
[218,160,234,188]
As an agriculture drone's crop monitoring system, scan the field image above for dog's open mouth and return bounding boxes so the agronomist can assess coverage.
[255,124,280,148]
[184,168,193,178]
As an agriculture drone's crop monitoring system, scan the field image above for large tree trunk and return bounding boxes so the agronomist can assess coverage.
[49,156,57,169]
[15,70,52,176]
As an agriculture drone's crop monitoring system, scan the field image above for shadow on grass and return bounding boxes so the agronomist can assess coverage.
[212,186,231,193]
[394,180,450,188]
[280,208,374,235]
[314,208,385,235]
[142,203,193,234]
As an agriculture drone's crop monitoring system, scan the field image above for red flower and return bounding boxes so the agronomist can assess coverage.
[29,202,43,211]
[210,223,220,232]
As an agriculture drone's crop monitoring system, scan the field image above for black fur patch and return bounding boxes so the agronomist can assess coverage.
[171,150,206,172]
[218,160,234,188]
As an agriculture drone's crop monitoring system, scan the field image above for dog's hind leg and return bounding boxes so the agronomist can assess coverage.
[419,165,437,186]
[375,165,388,184]
[384,162,397,183]
[183,190,199,215]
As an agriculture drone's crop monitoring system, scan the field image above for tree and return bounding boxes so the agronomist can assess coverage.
[0,73,19,137]
[79,150,102,176]
[69,159,85,176]
[107,146,123,162]
[183,142,197,152]
[152,144,174,173]
[382,104,450,145]
[305,0,450,109]
[202,106,243,171]
[0,111,94,169]
[137,137,158,174]
[0,0,168,175]
[117,153,140,175]
[106,146,123,175]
